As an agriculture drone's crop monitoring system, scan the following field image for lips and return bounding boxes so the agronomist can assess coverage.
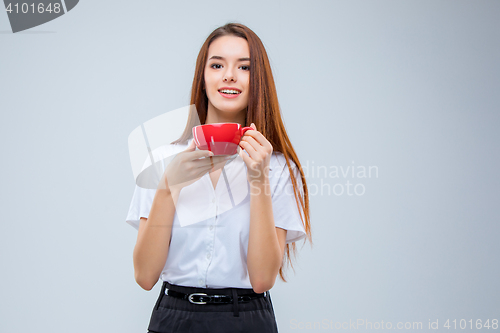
[218,87,242,99]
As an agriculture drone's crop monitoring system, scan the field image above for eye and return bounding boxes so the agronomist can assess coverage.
[210,63,222,69]
[239,65,250,71]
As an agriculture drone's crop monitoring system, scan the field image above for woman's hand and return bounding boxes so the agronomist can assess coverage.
[159,140,230,193]
[238,123,273,183]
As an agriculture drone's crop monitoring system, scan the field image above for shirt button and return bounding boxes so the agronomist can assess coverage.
[211,198,215,203]
[209,225,214,231]
[206,253,211,259]
[199,279,203,285]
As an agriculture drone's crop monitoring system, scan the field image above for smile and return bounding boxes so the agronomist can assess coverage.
[218,89,241,98]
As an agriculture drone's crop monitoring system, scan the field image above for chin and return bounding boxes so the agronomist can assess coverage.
[208,98,247,117]
[215,104,247,115]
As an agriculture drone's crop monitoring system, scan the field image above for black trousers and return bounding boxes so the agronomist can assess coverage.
[147,281,279,333]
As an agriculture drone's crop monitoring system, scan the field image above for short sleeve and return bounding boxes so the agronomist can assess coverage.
[125,185,157,230]
[125,143,180,230]
[271,157,307,244]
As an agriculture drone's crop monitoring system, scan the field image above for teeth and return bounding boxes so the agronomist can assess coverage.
[219,89,240,94]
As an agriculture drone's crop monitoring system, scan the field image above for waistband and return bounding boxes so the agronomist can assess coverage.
[164,281,262,296]
[161,281,267,317]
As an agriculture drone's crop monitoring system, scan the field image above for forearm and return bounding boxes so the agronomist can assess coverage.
[247,178,282,293]
[133,187,179,290]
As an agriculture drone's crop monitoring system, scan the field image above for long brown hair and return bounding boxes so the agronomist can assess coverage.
[173,22,312,282]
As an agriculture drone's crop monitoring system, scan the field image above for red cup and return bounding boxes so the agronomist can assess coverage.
[192,123,253,156]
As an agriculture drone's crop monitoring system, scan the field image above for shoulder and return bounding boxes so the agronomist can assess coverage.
[269,151,302,189]
[269,152,304,197]
[270,151,298,174]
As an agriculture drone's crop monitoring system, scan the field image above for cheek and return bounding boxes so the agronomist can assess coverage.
[204,75,217,90]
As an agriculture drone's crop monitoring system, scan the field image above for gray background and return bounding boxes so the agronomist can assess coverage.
[1,0,499,332]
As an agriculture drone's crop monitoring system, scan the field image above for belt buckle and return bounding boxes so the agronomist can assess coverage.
[188,293,208,304]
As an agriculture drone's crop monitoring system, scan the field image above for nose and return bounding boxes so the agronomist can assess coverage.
[223,68,236,82]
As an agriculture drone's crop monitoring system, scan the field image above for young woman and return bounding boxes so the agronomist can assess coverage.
[126,22,312,333]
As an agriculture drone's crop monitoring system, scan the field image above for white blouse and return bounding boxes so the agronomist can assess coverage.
[126,138,307,289]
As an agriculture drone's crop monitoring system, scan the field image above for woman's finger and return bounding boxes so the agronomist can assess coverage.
[193,155,231,168]
[241,136,262,150]
[188,149,215,160]
[239,139,258,159]
[184,139,197,151]
[238,148,251,165]
[242,130,271,150]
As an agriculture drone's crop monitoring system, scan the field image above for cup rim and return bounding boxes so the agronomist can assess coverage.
[193,122,242,129]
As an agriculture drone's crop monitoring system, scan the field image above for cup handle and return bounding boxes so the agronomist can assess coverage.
[240,126,253,137]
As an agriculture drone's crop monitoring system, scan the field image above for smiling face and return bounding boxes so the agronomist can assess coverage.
[204,35,250,124]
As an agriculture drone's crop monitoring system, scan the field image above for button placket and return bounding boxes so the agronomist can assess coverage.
[206,220,214,261]
[202,164,223,288]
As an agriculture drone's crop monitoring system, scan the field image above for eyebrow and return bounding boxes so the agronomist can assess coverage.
[208,56,250,62]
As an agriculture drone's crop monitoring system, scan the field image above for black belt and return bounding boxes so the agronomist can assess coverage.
[167,289,266,305]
